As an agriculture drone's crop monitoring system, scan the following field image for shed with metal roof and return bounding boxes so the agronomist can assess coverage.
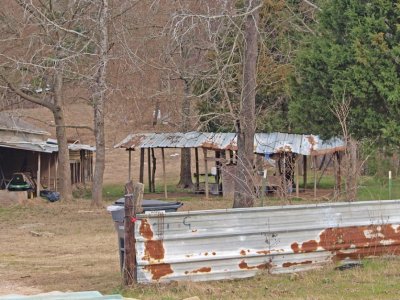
[115,131,345,200]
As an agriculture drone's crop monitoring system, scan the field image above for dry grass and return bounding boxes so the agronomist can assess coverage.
[0,200,121,295]
[120,258,400,300]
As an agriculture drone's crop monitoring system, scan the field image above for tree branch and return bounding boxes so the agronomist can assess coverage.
[302,0,322,11]
[0,72,55,111]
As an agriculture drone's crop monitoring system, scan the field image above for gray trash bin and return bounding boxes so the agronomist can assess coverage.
[107,198,183,271]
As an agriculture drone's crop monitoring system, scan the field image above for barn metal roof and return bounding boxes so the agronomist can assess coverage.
[0,112,49,135]
[114,132,345,155]
[0,140,95,153]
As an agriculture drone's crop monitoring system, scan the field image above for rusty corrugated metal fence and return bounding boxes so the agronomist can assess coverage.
[134,200,400,283]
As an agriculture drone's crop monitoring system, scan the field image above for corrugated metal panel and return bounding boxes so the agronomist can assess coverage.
[114,131,345,155]
[0,142,56,153]
[0,112,50,136]
[0,141,95,153]
[68,143,96,151]
[134,200,400,283]
[254,132,320,155]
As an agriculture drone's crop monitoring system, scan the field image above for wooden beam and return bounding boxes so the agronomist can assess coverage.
[303,156,307,189]
[296,157,300,198]
[128,149,132,181]
[336,152,342,195]
[204,148,209,199]
[195,148,200,190]
[313,156,317,199]
[47,155,51,189]
[147,148,151,192]
[151,148,156,192]
[36,152,41,197]
[139,149,144,183]
[161,148,167,199]
[54,154,58,190]
[215,151,220,195]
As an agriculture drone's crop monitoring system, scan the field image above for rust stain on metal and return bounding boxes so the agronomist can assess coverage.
[143,240,165,261]
[240,250,247,255]
[192,229,197,232]
[256,250,271,255]
[291,240,318,253]
[291,224,400,262]
[276,145,293,153]
[184,267,212,274]
[201,140,237,151]
[140,219,173,280]
[282,261,312,268]
[144,264,173,280]
[306,135,317,149]
[212,252,216,255]
[239,260,272,270]
[121,134,147,149]
[139,219,154,239]
[204,252,208,256]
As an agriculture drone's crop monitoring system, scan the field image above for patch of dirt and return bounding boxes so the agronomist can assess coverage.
[0,201,121,294]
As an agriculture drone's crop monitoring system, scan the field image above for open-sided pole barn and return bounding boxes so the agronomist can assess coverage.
[0,113,95,196]
[115,132,345,200]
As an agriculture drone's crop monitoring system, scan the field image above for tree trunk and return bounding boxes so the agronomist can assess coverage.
[178,79,193,188]
[53,71,73,201]
[233,0,260,208]
[91,0,109,207]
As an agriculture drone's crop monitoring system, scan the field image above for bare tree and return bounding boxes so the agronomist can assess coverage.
[233,0,261,208]
[0,1,98,200]
[91,0,109,207]
[331,93,359,201]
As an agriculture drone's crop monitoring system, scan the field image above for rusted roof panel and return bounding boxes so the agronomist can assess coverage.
[134,200,400,283]
[0,140,95,153]
[255,132,320,155]
[201,132,237,150]
[0,112,49,136]
[0,142,56,153]
[114,132,345,155]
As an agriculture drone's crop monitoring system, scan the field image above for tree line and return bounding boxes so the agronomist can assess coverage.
[0,0,398,207]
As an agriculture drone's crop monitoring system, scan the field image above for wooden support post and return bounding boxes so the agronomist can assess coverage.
[48,155,51,189]
[139,149,144,183]
[215,151,220,194]
[204,148,209,199]
[151,148,156,193]
[123,181,144,286]
[303,156,307,189]
[55,154,58,190]
[36,152,41,197]
[336,152,342,195]
[296,158,300,198]
[128,149,132,181]
[195,148,200,190]
[161,148,167,199]
[313,156,317,199]
[147,148,151,192]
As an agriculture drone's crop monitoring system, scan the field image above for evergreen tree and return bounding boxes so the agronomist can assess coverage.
[290,0,400,144]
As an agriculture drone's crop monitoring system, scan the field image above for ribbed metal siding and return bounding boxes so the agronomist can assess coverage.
[134,200,400,283]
